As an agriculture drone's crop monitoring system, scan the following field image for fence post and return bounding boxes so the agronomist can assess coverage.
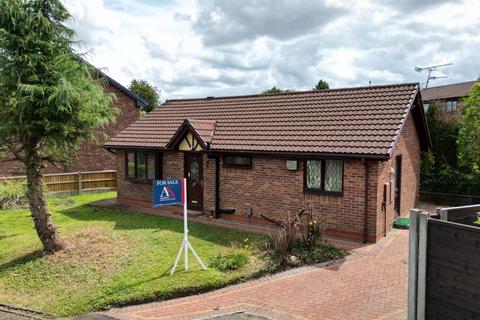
[437,207,447,221]
[408,209,421,320]
[416,212,428,320]
[78,172,82,195]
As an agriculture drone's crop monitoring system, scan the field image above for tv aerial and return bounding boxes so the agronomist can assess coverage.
[414,63,453,88]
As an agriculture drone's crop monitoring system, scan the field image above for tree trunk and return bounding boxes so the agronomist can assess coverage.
[25,153,64,253]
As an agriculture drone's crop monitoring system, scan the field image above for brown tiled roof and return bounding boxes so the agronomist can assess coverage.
[186,119,216,144]
[421,81,475,101]
[105,83,427,159]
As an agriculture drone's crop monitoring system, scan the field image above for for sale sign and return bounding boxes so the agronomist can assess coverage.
[153,179,184,207]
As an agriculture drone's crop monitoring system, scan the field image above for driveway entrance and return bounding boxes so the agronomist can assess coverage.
[103,229,409,320]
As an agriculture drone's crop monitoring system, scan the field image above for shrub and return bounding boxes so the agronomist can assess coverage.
[0,179,27,209]
[0,179,51,210]
[262,205,347,268]
[262,209,304,255]
[210,251,248,271]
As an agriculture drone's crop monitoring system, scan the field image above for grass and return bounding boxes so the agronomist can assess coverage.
[0,192,269,317]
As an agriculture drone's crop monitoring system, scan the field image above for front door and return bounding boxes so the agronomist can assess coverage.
[394,155,402,218]
[184,153,203,210]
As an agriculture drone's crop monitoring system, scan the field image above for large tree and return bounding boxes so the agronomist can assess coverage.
[129,79,159,112]
[458,79,480,172]
[0,0,116,253]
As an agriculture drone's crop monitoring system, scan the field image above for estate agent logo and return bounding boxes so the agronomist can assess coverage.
[153,179,183,207]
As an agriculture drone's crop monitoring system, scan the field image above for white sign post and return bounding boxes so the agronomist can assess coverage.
[170,178,207,275]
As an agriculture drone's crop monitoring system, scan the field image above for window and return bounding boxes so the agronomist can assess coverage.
[304,159,343,194]
[223,155,252,168]
[324,160,343,192]
[125,151,159,180]
[445,100,458,112]
[127,153,135,178]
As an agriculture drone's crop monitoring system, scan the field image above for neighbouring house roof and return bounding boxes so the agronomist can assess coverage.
[75,55,149,109]
[105,83,430,159]
[421,81,476,101]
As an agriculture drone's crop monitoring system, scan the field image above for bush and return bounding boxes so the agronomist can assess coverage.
[263,205,347,268]
[0,179,27,209]
[0,179,51,210]
[262,209,304,255]
[210,251,248,271]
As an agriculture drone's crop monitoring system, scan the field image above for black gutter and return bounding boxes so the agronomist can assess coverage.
[214,153,221,218]
[363,159,369,243]
[206,143,235,218]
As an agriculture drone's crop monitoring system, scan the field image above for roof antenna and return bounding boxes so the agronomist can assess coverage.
[369,80,371,86]
[414,63,453,88]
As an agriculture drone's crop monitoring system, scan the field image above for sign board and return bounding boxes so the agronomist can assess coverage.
[153,179,184,207]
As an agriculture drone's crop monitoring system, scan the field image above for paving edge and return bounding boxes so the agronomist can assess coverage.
[0,302,50,319]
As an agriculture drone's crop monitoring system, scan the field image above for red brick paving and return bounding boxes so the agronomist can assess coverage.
[103,229,408,320]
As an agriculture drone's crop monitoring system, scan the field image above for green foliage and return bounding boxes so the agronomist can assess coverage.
[0,179,26,209]
[313,79,330,90]
[458,80,480,173]
[129,79,160,112]
[262,86,296,94]
[426,102,460,167]
[0,0,117,166]
[291,243,347,266]
[0,179,52,209]
[262,86,285,94]
[420,83,480,195]
[209,251,248,271]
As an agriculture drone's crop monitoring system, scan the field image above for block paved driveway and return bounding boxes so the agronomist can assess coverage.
[103,229,409,320]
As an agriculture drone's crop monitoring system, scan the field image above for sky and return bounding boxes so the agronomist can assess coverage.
[64,0,480,100]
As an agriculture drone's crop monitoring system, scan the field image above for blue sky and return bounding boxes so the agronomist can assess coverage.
[65,0,480,100]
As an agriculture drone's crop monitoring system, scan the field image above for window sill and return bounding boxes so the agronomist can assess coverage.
[223,164,252,169]
[126,178,154,184]
[304,189,343,197]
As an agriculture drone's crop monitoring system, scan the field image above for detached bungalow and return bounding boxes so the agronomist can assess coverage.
[105,83,430,242]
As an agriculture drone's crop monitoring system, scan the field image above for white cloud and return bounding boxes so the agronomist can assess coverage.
[64,0,480,100]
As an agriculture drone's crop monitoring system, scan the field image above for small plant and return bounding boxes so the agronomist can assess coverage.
[301,203,326,250]
[210,251,248,271]
[0,179,27,209]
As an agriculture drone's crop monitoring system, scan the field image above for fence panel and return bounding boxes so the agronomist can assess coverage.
[425,219,480,320]
[0,170,117,194]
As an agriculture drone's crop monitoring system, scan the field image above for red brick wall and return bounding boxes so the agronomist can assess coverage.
[373,112,421,240]
[116,151,378,241]
[0,83,139,176]
[115,112,422,243]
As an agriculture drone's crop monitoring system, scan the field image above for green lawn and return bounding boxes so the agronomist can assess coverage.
[0,192,268,317]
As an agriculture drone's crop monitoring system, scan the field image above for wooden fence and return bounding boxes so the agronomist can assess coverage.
[0,170,117,194]
[408,205,480,320]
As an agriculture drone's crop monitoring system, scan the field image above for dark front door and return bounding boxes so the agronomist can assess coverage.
[184,153,203,210]
[394,155,402,218]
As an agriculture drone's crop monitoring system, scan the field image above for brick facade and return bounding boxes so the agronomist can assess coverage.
[115,112,421,242]
[0,83,139,176]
